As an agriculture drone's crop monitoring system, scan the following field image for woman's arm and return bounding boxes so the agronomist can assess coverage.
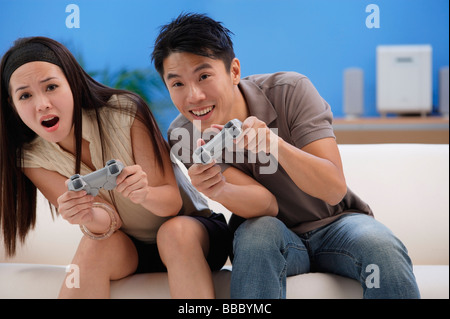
[114,116,182,217]
[23,114,182,232]
[23,167,122,233]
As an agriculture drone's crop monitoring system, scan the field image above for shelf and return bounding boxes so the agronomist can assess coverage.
[332,116,449,144]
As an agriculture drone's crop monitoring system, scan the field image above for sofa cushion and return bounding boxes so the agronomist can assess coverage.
[0,263,231,299]
[2,144,448,267]
[0,263,447,299]
[1,144,448,299]
[338,144,449,265]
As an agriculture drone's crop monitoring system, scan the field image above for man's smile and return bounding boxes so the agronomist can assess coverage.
[189,105,215,119]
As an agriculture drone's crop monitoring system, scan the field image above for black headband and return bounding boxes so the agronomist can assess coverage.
[3,42,62,91]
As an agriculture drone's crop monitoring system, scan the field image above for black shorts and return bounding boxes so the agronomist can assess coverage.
[128,213,232,274]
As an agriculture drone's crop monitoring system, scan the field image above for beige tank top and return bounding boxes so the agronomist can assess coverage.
[22,94,210,243]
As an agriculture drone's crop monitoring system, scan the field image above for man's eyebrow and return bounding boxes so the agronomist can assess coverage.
[14,77,58,93]
[166,73,180,81]
[194,63,213,73]
[165,63,214,81]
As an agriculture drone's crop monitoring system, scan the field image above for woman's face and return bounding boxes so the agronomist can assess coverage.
[9,61,74,144]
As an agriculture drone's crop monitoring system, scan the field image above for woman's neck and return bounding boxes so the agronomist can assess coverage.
[57,127,95,171]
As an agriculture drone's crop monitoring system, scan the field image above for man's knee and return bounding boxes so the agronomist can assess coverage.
[364,230,412,270]
[351,218,411,264]
[234,216,286,252]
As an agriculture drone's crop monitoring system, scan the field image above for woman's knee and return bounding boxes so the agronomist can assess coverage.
[157,216,209,258]
[74,230,138,276]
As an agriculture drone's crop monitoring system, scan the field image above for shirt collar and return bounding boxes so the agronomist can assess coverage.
[238,78,278,126]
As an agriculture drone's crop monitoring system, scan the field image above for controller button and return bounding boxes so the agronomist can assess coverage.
[73,179,83,190]
[109,165,119,175]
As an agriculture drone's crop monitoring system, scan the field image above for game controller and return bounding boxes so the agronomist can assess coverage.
[193,119,243,164]
[68,159,124,196]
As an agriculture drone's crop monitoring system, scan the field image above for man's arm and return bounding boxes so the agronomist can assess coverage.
[277,136,347,206]
[188,162,278,218]
[237,116,347,206]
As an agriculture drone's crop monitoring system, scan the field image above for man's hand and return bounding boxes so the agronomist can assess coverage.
[234,116,279,156]
[188,139,226,199]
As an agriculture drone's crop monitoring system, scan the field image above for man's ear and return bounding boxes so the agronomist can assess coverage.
[230,58,241,85]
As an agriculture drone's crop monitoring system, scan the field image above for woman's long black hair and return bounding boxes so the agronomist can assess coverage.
[0,36,169,256]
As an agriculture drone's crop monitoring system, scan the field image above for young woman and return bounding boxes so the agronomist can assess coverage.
[0,36,231,298]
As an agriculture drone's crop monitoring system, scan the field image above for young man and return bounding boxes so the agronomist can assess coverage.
[152,13,420,299]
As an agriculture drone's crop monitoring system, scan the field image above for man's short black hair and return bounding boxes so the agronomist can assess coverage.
[152,12,235,79]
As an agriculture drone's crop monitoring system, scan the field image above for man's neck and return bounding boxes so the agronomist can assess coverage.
[232,84,250,122]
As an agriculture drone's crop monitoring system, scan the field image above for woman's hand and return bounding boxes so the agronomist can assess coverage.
[57,187,95,225]
[115,164,150,205]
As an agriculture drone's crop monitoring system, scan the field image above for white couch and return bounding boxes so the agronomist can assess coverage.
[1,143,448,299]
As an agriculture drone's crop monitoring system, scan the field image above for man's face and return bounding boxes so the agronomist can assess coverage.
[163,52,241,132]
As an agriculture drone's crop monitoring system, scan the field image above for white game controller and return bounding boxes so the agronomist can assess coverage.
[193,119,243,164]
[68,159,124,196]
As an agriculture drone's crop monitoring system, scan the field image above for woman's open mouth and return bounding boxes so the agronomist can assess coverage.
[41,116,60,132]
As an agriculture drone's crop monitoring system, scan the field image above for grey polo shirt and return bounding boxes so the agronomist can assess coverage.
[168,72,373,235]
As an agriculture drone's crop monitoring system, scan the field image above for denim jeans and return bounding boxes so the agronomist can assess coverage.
[230,214,420,299]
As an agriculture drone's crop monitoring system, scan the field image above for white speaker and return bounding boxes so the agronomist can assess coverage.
[439,66,449,117]
[343,68,364,118]
[376,45,432,116]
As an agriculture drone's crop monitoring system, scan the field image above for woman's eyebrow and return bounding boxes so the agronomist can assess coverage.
[15,77,57,93]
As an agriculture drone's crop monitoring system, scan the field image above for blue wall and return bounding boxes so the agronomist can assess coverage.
[1,0,448,133]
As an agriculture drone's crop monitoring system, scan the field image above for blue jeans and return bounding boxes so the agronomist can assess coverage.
[230,214,420,299]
